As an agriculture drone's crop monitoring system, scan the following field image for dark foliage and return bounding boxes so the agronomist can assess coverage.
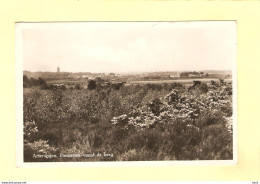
[88,80,97,90]
[23,81,233,162]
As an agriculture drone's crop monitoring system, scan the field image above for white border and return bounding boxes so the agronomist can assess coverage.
[232,21,238,166]
[15,21,238,168]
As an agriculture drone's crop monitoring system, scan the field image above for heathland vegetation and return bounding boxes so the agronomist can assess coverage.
[23,72,233,162]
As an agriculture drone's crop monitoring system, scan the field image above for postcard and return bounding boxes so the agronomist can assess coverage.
[15,21,237,167]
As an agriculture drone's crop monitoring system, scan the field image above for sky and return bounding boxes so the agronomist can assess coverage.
[21,21,236,73]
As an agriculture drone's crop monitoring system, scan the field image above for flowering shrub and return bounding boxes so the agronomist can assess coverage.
[112,81,232,131]
[111,81,233,160]
[23,81,233,161]
[24,121,38,143]
[24,121,58,162]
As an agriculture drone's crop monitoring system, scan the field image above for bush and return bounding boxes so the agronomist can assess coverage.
[24,121,58,162]
[23,75,48,88]
[24,140,59,162]
[189,81,208,93]
[75,83,82,90]
[23,80,233,161]
[88,80,96,90]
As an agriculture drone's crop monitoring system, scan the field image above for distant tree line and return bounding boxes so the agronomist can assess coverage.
[23,75,47,88]
[23,75,127,91]
[180,71,209,78]
[24,75,188,91]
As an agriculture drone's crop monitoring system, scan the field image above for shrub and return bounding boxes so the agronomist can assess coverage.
[75,83,82,90]
[24,140,59,162]
[24,121,58,162]
[23,80,233,161]
[88,80,96,90]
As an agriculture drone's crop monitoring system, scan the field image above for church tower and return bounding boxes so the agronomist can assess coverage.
[57,66,60,73]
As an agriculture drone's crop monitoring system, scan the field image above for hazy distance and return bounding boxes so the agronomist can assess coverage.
[22,21,236,73]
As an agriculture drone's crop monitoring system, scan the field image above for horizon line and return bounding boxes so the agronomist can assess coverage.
[23,69,232,74]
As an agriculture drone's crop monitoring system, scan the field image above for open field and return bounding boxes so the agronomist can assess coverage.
[46,78,232,86]
[46,80,88,85]
[127,78,232,86]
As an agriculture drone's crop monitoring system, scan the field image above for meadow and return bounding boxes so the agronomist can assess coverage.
[128,78,232,86]
[23,80,233,162]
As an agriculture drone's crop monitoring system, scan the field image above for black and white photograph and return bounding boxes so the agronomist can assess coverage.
[15,21,237,165]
